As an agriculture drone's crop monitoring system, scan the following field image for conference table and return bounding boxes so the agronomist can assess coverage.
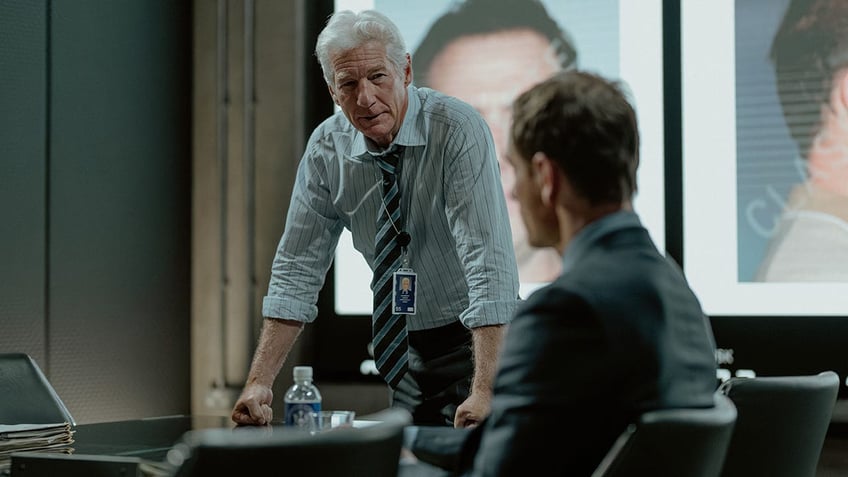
[71,415,232,460]
[7,415,273,476]
[7,414,429,476]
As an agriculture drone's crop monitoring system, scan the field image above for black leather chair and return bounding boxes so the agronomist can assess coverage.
[0,353,75,425]
[591,393,737,477]
[718,371,840,477]
[167,408,412,477]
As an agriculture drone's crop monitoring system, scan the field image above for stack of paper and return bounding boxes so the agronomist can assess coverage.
[0,422,74,472]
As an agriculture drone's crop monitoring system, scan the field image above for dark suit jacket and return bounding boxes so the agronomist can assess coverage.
[456,211,717,476]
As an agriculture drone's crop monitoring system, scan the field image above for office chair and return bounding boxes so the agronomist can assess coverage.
[591,393,737,477]
[167,407,412,477]
[718,371,840,477]
[0,353,75,426]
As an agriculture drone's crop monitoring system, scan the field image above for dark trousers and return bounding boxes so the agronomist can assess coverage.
[391,320,473,426]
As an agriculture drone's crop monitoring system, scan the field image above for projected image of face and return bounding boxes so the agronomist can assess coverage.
[427,28,563,283]
[751,0,848,282]
[332,0,662,314]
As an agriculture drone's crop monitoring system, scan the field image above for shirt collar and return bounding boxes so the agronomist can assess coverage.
[561,210,642,273]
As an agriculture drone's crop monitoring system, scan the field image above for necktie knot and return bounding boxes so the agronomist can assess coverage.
[376,147,401,176]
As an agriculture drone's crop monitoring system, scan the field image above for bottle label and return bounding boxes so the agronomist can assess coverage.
[284,402,321,428]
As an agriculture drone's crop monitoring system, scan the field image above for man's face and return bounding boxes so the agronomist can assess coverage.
[505,142,556,248]
[328,41,411,148]
[428,29,560,256]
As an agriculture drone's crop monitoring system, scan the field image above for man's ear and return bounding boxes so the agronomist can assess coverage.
[404,53,413,87]
[531,152,558,207]
[327,83,339,105]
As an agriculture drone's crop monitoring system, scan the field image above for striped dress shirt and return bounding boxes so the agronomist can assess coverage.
[262,85,519,331]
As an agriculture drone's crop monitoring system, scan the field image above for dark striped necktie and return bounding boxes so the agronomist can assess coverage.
[372,148,409,389]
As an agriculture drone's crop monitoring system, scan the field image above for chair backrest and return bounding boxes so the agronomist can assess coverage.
[0,353,75,426]
[718,370,840,477]
[591,393,737,477]
[168,408,412,477]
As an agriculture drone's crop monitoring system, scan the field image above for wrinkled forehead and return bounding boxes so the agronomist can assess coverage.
[330,42,393,77]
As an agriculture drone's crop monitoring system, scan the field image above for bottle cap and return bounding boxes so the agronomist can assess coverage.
[293,366,313,381]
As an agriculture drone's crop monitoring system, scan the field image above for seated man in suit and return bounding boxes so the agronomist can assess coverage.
[402,70,718,476]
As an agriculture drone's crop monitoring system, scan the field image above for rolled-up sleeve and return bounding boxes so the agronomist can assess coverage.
[263,142,343,322]
[443,108,520,328]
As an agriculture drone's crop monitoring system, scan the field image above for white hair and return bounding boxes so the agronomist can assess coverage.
[315,10,408,85]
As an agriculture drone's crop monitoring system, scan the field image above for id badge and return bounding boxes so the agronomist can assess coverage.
[392,269,417,315]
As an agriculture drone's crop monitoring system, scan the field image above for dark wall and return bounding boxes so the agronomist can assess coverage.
[0,0,191,423]
[0,0,49,365]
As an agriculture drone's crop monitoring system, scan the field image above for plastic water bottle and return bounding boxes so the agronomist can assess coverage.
[284,366,322,428]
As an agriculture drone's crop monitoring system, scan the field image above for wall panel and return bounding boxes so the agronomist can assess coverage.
[0,0,48,366]
[48,0,191,423]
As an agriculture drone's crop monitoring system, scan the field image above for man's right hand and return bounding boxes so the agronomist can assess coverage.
[231,383,274,426]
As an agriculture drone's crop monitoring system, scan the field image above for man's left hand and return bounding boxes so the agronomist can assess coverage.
[454,391,491,428]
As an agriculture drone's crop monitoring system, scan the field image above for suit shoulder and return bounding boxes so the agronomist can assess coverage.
[516,283,595,324]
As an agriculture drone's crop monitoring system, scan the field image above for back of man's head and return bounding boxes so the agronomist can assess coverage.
[510,70,639,206]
